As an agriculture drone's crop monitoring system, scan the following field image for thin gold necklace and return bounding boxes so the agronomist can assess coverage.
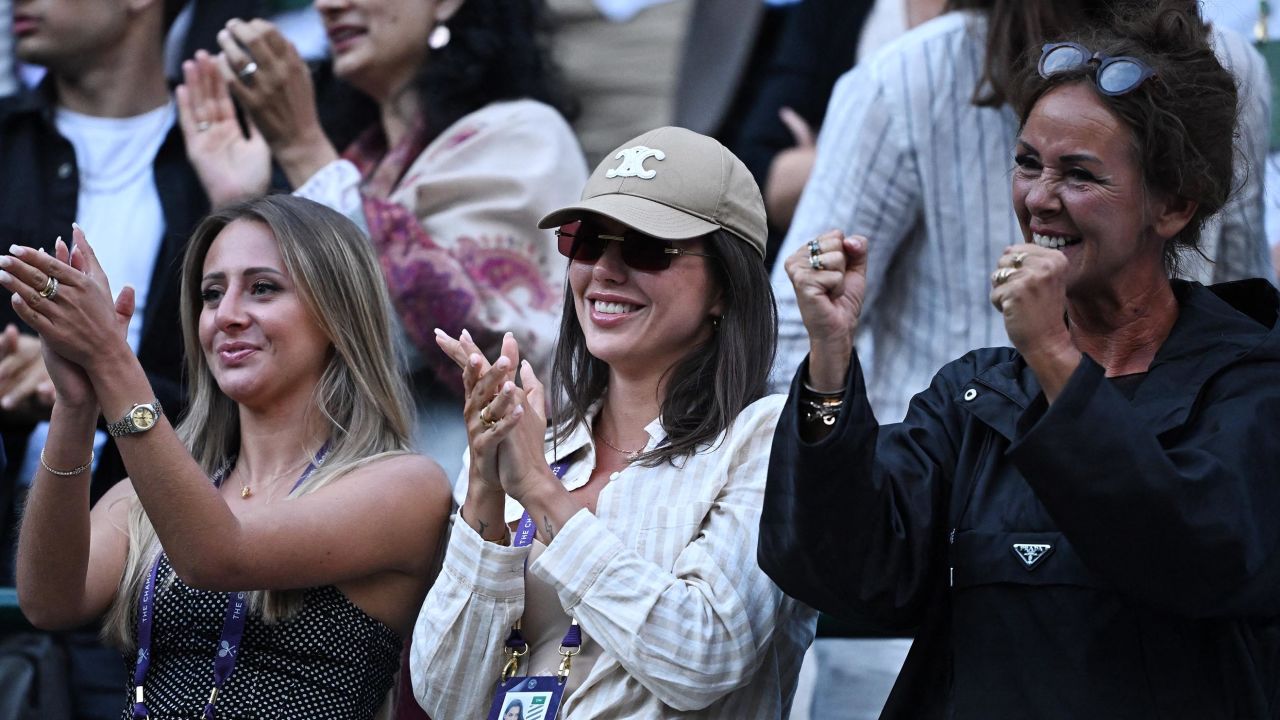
[596,432,644,461]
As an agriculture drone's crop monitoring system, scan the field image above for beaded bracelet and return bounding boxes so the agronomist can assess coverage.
[40,448,94,477]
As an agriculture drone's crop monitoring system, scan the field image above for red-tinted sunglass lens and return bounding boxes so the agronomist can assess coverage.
[619,242,673,271]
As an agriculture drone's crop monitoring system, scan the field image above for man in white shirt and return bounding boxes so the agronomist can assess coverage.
[0,0,207,716]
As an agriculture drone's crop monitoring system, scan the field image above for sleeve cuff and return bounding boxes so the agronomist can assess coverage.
[440,514,532,599]
[292,159,365,222]
[1011,355,1106,450]
[528,509,624,610]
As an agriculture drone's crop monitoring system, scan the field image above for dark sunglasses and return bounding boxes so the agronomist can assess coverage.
[555,221,716,272]
[1038,42,1157,96]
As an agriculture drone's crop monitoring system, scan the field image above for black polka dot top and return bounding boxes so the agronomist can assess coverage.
[120,554,402,719]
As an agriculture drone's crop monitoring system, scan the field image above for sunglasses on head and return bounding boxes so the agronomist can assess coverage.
[555,220,716,272]
[1038,42,1157,96]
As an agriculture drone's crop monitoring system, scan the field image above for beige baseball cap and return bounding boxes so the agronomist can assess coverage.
[538,127,767,259]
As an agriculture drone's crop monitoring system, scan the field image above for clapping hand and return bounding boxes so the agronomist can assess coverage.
[177,49,271,208]
[435,329,522,497]
[213,19,337,188]
[0,228,133,410]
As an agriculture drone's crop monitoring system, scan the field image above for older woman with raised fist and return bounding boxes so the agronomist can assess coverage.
[760,4,1280,719]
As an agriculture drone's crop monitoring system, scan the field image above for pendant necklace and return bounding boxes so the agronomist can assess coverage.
[223,443,331,499]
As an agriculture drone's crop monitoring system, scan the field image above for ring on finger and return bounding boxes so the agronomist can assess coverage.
[1011,252,1027,268]
[480,404,498,429]
[197,121,212,132]
[809,253,826,271]
[994,267,1016,285]
[808,238,821,256]
[38,276,58,299]
[238,61,259,84]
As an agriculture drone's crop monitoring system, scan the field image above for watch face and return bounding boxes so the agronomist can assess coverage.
[131,406,157,430]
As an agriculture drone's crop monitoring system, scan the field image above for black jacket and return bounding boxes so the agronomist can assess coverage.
[760,279,1280,719]
[0,82,205,512]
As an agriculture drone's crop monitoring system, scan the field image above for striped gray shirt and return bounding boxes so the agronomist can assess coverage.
[411,395,818,718]
[770,11,1273,422]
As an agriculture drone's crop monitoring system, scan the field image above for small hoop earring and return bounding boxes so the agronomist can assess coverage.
[711,316,721,330]
[428,24,451,50]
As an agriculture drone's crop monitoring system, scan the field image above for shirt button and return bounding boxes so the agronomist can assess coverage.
[963,388,978,401]
[56,162,73,179]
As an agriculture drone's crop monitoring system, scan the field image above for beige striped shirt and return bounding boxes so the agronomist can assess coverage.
[411,394,817,718]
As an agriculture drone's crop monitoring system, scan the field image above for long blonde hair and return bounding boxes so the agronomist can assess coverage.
[103,195,415,649]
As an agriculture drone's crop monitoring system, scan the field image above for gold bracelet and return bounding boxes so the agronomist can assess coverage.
[40,448,94,477]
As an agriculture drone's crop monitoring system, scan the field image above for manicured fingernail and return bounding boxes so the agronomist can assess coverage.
[502,381,514,395]
[1,397,11,409]
[72,222,81,231]
[461,329,472,341]
[512,406,524,419]
[0,270,12,282]
[0,257,11,268]
[495,357,510,370]
[38,247,46,254]
[433,327,445,337]
[468,353,481,367]
[9,245,21,255]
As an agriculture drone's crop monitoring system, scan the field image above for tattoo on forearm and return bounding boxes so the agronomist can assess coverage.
[477,519,490,536]
[542,515,556,542]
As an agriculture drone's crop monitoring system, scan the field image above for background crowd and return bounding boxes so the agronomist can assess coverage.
[0,0,1277,718]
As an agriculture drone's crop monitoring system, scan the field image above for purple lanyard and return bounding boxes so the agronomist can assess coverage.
[132,444,330,720]
[501,462,582,665]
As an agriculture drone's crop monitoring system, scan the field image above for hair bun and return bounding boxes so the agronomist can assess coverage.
[1111,0,1210,55]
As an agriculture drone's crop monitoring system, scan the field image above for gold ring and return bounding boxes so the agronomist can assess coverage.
[480,404,497,429]
[1011,252,1026,268]
[995,267,1015,285]
[38,276,58,299]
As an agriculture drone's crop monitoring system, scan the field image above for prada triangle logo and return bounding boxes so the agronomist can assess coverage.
[1012,543,1053,570]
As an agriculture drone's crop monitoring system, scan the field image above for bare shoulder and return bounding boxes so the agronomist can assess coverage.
[332,452,451,508]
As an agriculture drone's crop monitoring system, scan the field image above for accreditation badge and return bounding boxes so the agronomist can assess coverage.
[486,675,567,720]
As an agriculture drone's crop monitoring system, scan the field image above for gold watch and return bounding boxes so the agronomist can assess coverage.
[107,400,163,437]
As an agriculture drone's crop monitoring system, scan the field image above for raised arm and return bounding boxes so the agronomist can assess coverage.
[770,64,922,392]
[9,237,130,628]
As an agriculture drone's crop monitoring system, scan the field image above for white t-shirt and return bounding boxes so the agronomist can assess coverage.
[18,101,174,484]
[54,100,172,350]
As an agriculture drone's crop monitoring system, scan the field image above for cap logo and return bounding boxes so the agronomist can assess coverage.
[606,145,666,180]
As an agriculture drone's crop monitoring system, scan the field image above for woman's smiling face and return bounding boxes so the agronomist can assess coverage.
[1012,82,1170,296]
[197,220,331,408]
[567,217,722,380]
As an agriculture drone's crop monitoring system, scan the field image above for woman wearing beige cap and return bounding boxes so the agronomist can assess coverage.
[410,127,817,718]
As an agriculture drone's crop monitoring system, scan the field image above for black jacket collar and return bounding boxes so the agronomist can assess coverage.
[964,279,1279,439]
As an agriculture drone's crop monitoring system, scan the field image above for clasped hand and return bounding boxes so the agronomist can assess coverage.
[435,329,555,505]
[0,227,134,410]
